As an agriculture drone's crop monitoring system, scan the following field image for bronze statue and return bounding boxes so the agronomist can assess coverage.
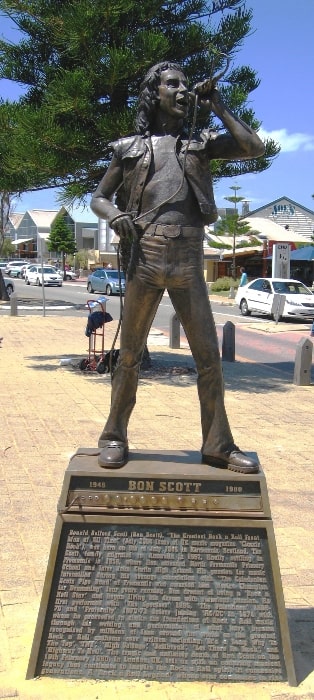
[91,61,265,473]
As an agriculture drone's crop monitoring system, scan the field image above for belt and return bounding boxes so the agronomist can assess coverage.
[135,223,204,239]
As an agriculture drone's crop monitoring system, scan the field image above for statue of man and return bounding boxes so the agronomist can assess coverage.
[91,61,265,472]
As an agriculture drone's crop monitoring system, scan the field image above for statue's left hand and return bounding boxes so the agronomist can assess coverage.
[111,214,138,242]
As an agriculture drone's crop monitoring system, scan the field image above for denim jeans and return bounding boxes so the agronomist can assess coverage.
[100,231,235,457]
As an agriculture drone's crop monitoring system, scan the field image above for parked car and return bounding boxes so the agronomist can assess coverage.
[63,269,77,281]
[21,263,36,279]
[25,265,63,287]
[48,265,77,280]
[0,265,14,293]
[87,269,126,296]
[235,278,314,320]
[4,260,28,277]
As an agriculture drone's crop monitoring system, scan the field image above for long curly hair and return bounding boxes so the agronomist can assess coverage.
[135,61,186,136]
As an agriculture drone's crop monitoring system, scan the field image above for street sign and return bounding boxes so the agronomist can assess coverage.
[272,244,290,279]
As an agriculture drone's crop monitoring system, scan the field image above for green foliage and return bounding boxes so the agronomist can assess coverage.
[1,237,15,256]
[215,184,256,279]
[208,240,232,249]
[236,236,260,248]
[67,249,88,269]
[215,212,252,237]
[47,214,76,255]
[0,0,279,202]
[211,276,239,292]
[208,235,259,249]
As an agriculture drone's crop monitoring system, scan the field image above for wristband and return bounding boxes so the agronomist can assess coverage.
[109,213,129,226]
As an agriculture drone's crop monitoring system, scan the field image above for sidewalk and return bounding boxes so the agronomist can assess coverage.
[0,312,313,700]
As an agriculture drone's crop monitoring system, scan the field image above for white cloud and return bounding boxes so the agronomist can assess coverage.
[258,127,314,152]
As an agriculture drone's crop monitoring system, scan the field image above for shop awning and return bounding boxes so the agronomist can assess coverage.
[11,238,34,245]
[242,217,310,243]
[290,246,314,261]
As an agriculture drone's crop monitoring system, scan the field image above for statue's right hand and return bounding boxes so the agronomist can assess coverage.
[110,214,138,241]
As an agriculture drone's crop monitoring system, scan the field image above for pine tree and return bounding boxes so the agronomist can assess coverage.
[0,0,279,201]
[47,214,76,278]
[215,184,254,279]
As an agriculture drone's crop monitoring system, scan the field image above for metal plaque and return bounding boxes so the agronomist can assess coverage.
[28,515,296,684]
[58,449,270,518]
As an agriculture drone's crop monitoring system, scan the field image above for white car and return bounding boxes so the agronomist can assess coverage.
[50,267,77,280]
[4,260,28,277]
[21,263,36,279]
[63,269,77,280]
[25,265,63,287]
[235,278,314,320]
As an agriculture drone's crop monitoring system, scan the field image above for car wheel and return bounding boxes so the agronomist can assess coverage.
[6,283,13,296]
[240,298,251,316]
[87,282,94,293]
[105,284,112,296]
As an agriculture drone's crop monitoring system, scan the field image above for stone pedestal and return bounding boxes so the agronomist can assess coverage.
[27,449,296,685]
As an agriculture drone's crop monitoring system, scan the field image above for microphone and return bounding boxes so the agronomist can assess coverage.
[189,56,231,101]
[188,79,215,103]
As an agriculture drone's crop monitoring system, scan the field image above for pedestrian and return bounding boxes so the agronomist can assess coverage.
[91,61,265,473]
[239,267,248,286]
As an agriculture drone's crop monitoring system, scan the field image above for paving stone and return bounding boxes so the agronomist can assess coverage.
[0,314,313,699]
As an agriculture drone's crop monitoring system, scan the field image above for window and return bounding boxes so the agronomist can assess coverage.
[249,279,265,291]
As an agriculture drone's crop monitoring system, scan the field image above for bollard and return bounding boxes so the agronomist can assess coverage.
[271,293,286,324]
[10,291,18,316]
[228,285,235,299]
[169,313,181,349]
[293,337,313,386]
[222,321,235,362]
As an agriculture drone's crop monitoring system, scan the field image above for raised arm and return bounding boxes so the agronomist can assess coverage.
[200,88,265,160]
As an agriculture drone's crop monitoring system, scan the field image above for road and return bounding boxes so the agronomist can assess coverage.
[3,276,314,378]
[152,291,313,377]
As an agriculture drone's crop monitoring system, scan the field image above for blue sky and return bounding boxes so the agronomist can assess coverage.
[1,0,313,215]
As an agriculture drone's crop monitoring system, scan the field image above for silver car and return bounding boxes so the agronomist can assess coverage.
[87,269,126,296]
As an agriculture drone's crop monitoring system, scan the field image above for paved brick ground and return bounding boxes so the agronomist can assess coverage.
[0,310,313,700]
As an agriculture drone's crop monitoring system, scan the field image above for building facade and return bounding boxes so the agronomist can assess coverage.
[245,196,314,242]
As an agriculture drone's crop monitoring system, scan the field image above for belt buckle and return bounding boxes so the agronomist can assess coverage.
[162,225,182,239]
